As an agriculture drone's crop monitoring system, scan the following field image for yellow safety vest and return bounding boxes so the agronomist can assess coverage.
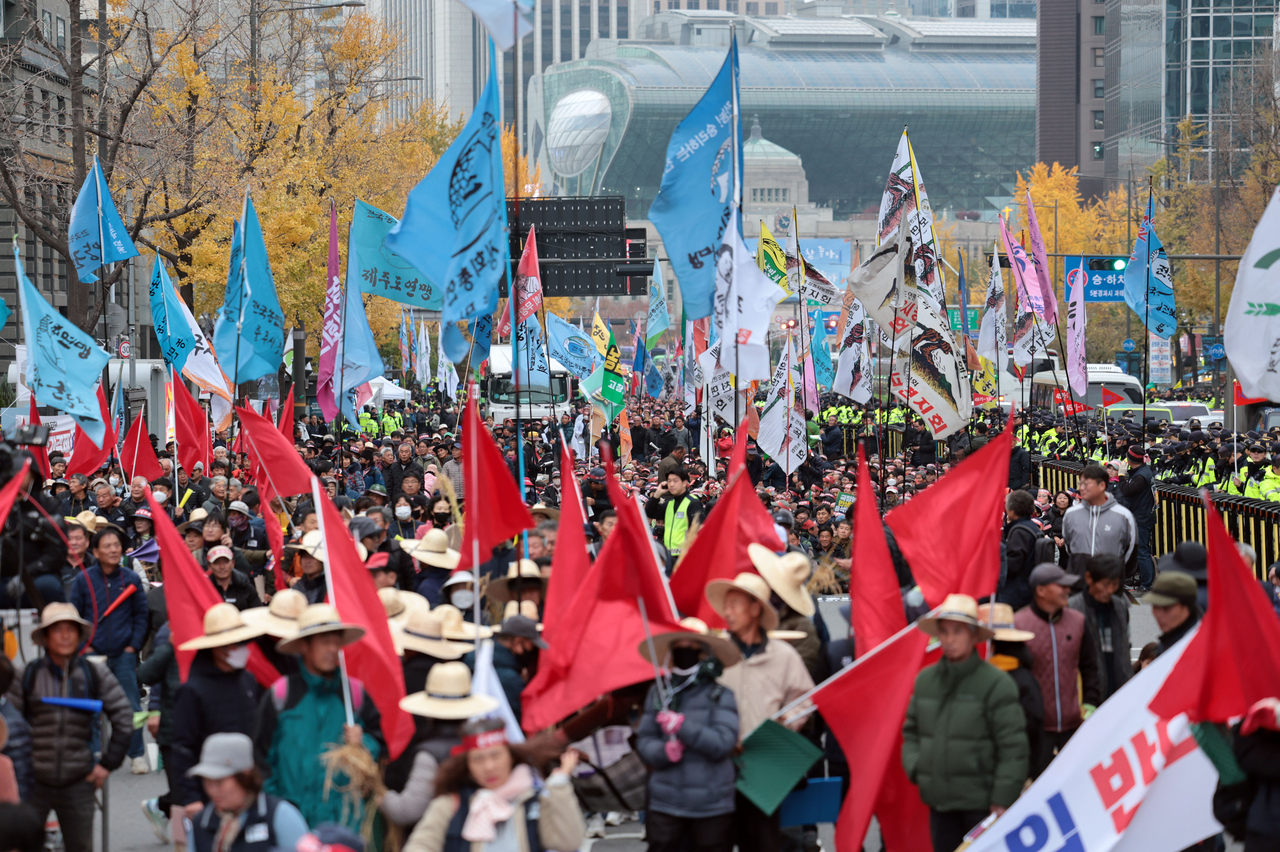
[664,496,693,554]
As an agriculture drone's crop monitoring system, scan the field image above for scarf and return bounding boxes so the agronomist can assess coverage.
[212,810,243,852]
[461,763,535,842]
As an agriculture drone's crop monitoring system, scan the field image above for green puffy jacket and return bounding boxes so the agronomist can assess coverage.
[901,651,1028,812]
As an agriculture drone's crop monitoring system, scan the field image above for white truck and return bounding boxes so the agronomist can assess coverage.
[484,344,573,423]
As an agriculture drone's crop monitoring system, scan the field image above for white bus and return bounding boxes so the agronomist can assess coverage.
[484,344,573,422]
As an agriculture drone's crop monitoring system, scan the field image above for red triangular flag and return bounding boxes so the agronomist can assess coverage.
[237,405,314,499]
[277,389,294,444]
[26,399,50,481]
[1101,386,1125,407]
[599,454,683,612]
[1148,496,1280,722]
[145,487,279,686]
[456,383,535,573]
[65,385,115,478]
[851,444,906,650]
[173,370,211,476]
[316,484,412,759]
[120,411,164,483]
[542,442,591,645]
[884,412,1014,606]
[728,414,750,477]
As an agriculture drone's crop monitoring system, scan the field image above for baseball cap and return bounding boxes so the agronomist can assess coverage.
[497,615,548,649]
[1028,563,1081,589]
[187,732,254,779]
[207,545,234,563]
[1143,571,1198,608]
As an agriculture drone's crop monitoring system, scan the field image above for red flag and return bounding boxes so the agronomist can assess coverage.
[0,459,32,529]
[173,370,211,476]
[277,389,294,444]
[316,486,412,759]
[884,413,1014,606]
[668,466,778,628]
[66,385,115,478]
[542,442,591,645]
[145,487,279,686]
[120,412,164,483]
[237,405,313,499]
[496,226,544,338]
[26,399,50,481]
[1101,386,1126,407]
[728,414,751,476]
[1148,497,1280,723]
[456,384,535,573]
[851,444,906,649]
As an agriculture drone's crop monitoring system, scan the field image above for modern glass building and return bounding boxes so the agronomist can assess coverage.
[529,12,1036,219]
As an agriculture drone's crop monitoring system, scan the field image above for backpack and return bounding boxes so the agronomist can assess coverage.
[21,657,99,719]
[269,673,364,714]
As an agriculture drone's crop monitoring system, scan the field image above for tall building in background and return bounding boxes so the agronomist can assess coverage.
[1036,0,1107,199]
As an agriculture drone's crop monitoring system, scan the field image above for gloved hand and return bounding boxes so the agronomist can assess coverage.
[1082,703,1096,721]
[656,709,684,736]
[1241,697,1280,736]
[664,738,685,763]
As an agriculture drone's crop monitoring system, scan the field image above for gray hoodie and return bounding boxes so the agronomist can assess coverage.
[1061,494,1136,573]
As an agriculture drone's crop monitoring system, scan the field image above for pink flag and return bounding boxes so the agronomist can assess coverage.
[316,201,342,422]
[999,215,1044,321]
[496,226,543,337]
[1066,261,1089,398]
[1024,191,1058,324]
[801,354,818,417]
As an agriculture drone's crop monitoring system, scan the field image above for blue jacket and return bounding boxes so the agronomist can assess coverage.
[636,673,739,818]
[70,563,149,656]
[0,696,33,800]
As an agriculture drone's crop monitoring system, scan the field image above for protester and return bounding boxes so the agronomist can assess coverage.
[1146,571,1201,657]
[185,732,309,852]
[1068,553,1132,702]
[977,603,1043,786]
[1061,464,1136,576]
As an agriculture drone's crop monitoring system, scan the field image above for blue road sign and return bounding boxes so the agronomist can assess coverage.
[1208,343,1226,360]
[1065,258,1128,303]
[1122,339,1137,353]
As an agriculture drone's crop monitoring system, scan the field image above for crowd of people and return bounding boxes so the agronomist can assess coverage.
[0,385,1278,852]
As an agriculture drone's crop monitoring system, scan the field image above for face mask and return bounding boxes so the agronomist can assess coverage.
[109,477,120,488]
[224,644,250,669]
[395,506,413,520]
[153,490,168,504]
[516,647,540,669]
[670,646,704,671]
[450,589,475,609]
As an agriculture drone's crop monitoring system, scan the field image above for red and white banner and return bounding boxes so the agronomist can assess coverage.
[497,225,543,337]
[1053,389,1094,415]
[963,629,1220,852]
[17,412,76,455]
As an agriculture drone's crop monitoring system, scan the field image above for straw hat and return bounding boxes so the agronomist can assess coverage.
[176,508,209,534]
[379,587,407,620]
[393,609,471,659]
[638,617,741,667]
[399,661,499,720]
[487,559,546,606]
[530,504,560,521]
[748,544,815,617]
[976,603,1035,643]
[403,528,460,569]
[500,600,543,629]
[31,603,91,647]
[284,530,327,562]
[433,604,493,641]
[391,590,430,628]
[704,573,780,632]
[66,511,103,532]
[917,594,995,642]
[178,603,266,651]
[241,589,308,638]
[276,603,366,655]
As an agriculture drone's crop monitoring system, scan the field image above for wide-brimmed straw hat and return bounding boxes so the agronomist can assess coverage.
[487,559,547,606]
[399,661,499,720]
[284,530,327,562]
[433,604,493,641]
[178,603,266,651]
[748,544,815,617]
[530,504,560,521]
[31,602,91,647]
[176,508,209,534]
[638,617,741,667]
[276,603,366,655]
[917,594,995,642]
[241,589,308,638]
[393,609,472,659]
[403,529,460,569]
[390,590,430,628]
[976,603,1035,642]
[499,600,543,629]
[705,573,780,632]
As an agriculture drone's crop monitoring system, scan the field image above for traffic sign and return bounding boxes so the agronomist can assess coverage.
[946,307,980,338]
[1122,339,1136,353]
[1064,257,1129,303]
[119,339,131,358]
[1208,343,1226,361]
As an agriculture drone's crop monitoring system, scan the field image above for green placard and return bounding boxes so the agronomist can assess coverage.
[735,719,823,816]
[836,491,855,512]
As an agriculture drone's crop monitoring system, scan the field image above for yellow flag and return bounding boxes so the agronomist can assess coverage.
[973,357,999,409]
[591,311,610,356]
[757,222,788,293]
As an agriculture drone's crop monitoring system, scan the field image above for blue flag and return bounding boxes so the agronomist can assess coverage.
[147,257,196,374]
[956,249,970,339]
[632,335,647,381]
[15,245,110,445]
[646,357,664,399]
[386,40,508,331]
[646,259,671,349]
[336,229,387,424]
[351,199,442,310]
[515,314,551,389]
[811,316,835,390]
[1123,191,1178,340]
[213,192,286,383]
[67,156,139,283]
[442,314,493,371]
[112,380,126,454]
[648,36,740,321]
[0,295,10,332]
[546,312,598,380]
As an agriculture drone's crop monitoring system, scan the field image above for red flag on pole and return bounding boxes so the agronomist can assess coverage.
[851,444,906,649]
[496,226,544,338]
[884,412,1014,606]
[276,389,294,444]
[120,411,164,483]
[237,405,314,498]
[456,383,535,573]
[66,384,115,478]
[542,442,591,645]
[173,370,211,476]
[1148,496,1280,723]
[315,485,412,759]
[26,398,50,481]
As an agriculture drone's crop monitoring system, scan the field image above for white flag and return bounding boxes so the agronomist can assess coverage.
[1067,265,1089,398]
[977,241,1009,378]
[1226,185,1280,400]
[471,639,526,743]
[757,338,807,475]
[176,297,234,432]
[890,295,972,440]
[436,321,458,399]
[847,231,914,351]
[832,300,872,404]
[713,208,785,381]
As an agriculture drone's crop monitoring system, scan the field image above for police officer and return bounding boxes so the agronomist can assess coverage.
[644,468,704,564]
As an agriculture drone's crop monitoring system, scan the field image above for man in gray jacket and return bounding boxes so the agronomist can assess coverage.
[1061,464,1136,575]
[1068,554,1132,702]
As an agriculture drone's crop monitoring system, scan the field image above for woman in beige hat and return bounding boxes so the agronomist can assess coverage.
[383,662,499,829]
[241,588,307,676]
[747,544,823,681]
[485,559,547,611]
[978,602,1044,784]
[402,528,460,606]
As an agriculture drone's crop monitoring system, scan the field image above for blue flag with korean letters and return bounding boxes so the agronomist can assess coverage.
[147,256,196,374]
[1123,190,1178,340]
[352,199,442,309]
[646,357,664,399]
[336,236,387,424]
[67,155,139,283]
[546,311,598,380]
[386,40,508,339]
[213,192,286,383]
[15,245,111,445]
[442,314,493,372]
[515,314,551,388]
[646,258,671,348]
[811,315,835,390]
[648,36,740,321]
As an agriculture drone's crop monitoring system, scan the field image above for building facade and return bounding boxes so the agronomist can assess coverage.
[1037,0,1107,198]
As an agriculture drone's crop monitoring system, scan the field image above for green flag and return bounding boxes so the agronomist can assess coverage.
[735,719,823,816]
[602,325,626,406]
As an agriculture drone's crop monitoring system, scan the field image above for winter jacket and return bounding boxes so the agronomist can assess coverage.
[671,426,692,452]
[387,460,426,500]
[820,425,844,458]
[901,652,1028,812]
[1014,603,1101,733]
[1233,725,1280,840]
[137,624,181,748]
[1068,591,1132,700]
[171,652,263,805]
[70,563,149,656]
[462,643,525,723]
[0,697,33,800]
[1008,446,1031,489]
[210,568,264,611]
[381,727,461,828]
[7,655,133,787]
[636,672,739,818]
[717,636,815,743]
[1001,518,1043,611]
[1116,462,1157,525]
[1060,495,1137,574]
[403,775,585,852]
[989,644,1044,783]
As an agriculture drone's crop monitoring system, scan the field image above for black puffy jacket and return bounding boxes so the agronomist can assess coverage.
[169,652,263,805]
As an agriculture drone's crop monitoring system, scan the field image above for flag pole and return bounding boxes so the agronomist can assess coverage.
[729,26,741,434]
[636,595,669,707]
[880,241,907,516]
[239,412,303,590]
[310,474,356,727]
[1141,180,1153,443]
[467,382,484,634]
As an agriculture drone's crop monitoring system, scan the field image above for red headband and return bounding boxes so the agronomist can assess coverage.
[450,728,508,756]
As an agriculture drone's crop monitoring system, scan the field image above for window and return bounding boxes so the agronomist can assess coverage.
[40,10,52,39]
[707,0,719,8]
[1093,143,1104,160]
[1093,78,1105,98]
[725,0,738,11]
[1093,110,1104,130]
[56,96,65,143]
[765,1,777,12]
[745,1,758,13]
[653,1,660,10]
[687,0,699,7]
[1094,46,1105,66]
[1093,15,1105,33]
[56,17,65,51]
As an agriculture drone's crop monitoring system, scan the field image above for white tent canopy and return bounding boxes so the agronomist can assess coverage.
[368,375,411,401]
